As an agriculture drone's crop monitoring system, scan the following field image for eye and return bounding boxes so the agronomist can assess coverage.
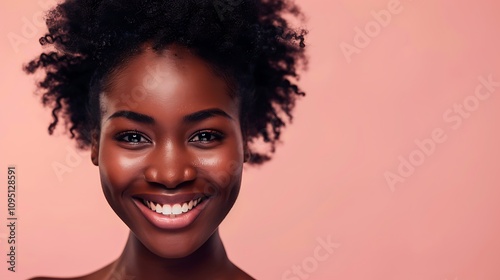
[114,130,151,145]
[189,130,225,144]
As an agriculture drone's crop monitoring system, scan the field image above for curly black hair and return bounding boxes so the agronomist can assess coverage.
[23,0,308,165]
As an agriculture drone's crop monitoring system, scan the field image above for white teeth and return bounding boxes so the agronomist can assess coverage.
[155,204,162,213]
[172,204,182,214]
[162,204,172,215]
[144,197,205,216]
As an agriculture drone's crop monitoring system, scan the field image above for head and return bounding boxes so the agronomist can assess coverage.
[24,0,307,258]
[91,43,247,257]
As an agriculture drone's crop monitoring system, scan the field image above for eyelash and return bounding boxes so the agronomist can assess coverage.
[188,130,225,143]
[114,130,150,144]
[114,130,225,145]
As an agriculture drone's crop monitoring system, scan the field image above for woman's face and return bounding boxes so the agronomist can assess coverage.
[90,44,245,258]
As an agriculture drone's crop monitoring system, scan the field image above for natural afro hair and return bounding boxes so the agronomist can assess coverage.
[23,0,308,166]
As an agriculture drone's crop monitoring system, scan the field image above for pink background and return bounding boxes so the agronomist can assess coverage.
[1,0,500,279]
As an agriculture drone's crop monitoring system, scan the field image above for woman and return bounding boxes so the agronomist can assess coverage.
[25,0,308,279]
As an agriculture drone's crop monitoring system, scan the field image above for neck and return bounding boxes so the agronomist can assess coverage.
[110,229,233,279]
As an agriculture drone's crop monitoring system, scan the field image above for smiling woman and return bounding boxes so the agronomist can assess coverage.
[23,0,308,279]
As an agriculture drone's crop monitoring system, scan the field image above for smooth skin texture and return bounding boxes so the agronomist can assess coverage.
[30,44,254,280]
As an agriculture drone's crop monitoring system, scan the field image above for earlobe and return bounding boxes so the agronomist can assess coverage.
[90,130,99,166]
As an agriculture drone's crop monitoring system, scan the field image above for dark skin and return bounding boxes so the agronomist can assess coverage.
[30,44,254,280]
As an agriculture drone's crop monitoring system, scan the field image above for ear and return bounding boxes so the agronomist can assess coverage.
[241,127,250,163]
[243,142,250,163]
[90,130,99,166]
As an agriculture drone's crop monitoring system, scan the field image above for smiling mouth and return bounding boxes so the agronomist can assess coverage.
[141,197,207,216]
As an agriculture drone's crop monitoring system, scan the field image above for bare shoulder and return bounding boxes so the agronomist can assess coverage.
[28,261,116,280]
[28,277,82,280]
[232,264,256,280]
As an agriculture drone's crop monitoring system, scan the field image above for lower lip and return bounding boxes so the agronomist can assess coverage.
[132,198,210,230]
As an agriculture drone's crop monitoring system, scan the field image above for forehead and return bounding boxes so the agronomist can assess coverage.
[101,44,239,121]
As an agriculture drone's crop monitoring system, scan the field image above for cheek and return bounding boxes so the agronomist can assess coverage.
[98,144,145,198]
[202,150,244,202]
[214,139,244,198]
[212,160,242,188]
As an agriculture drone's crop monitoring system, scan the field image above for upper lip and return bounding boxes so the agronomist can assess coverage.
[132,193,208,205]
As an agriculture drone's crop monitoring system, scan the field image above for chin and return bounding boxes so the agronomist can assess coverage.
[141,237,201,259]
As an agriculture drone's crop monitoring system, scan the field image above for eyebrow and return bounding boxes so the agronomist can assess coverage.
[106,108,234,124]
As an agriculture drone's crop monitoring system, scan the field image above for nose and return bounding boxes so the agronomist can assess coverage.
[143,141,197,188]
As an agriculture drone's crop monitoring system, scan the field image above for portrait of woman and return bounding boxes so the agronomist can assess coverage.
[18,0,308,279]
[2,0,500,279]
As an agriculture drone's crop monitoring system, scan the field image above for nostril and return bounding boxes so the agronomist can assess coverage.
[142,164,197,189]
